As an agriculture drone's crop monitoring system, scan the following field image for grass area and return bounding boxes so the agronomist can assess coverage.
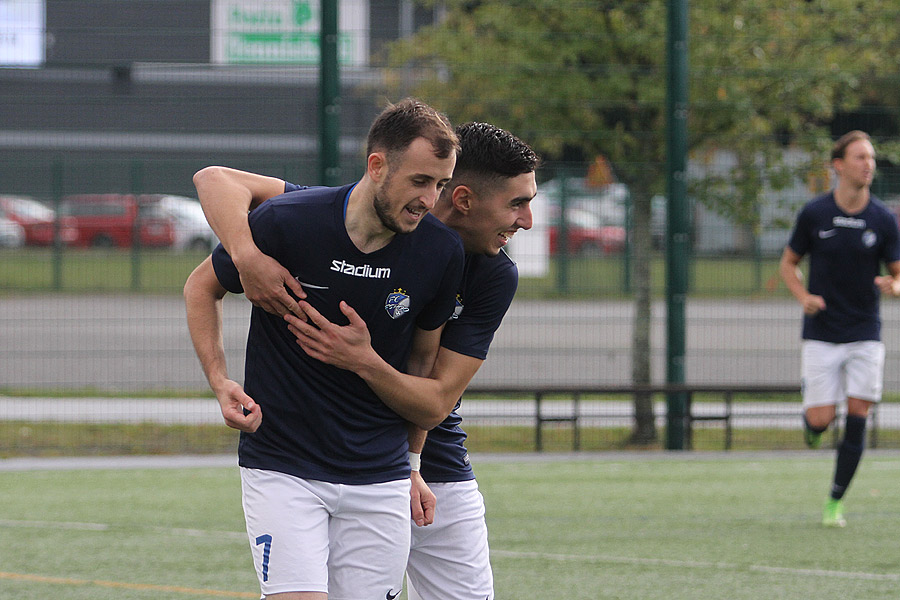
[519,253,786,299]
[0,247,787,298]
[0,387,216,399]
[0,422,238,458]
[464,424,900,452]
[0,455,898,599]
[0,247,208,293]
[3,420,899,458]
[482,456,900,600]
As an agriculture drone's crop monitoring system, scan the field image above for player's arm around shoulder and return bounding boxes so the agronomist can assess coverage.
[410,337,485,426]
[193,166,305,317]
[193,166,285,254]
[287,301,481,429]
[363,323,483,429]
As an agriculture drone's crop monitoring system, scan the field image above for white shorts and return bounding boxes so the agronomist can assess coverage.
[406,479,493,600]
[801,340,885,408]
[240,468,411,600]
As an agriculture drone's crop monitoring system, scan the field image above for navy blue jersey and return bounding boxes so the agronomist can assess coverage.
[419,250,519,482]
[788,192,900,343]
[212,183,465,484]
[284,182,310,193]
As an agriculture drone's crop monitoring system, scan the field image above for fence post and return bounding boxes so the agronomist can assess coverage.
[724,391,733,450]
[535,391,544,452]
[683,392,693,450]
[623,189,632,293]
[51,159,64,291]
[319,0,341,186]
[573,392,581,451]
[556,167,571,293]
[130,160,144,291]
[664,0,689,451]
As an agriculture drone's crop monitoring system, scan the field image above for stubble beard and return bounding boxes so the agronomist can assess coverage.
[373,171,414,234]
[372,190,406,235]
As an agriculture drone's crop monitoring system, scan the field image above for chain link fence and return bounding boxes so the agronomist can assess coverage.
[2,0,900,453]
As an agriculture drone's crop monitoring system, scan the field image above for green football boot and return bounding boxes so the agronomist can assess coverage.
[803,425,823,449]
[822,498,846,528]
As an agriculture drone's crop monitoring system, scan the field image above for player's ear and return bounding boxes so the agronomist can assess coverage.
[367,152,388,183]
[451,185,474,214]
[831,157,844,177]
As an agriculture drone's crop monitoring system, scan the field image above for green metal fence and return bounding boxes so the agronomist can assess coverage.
[4,0,900,453]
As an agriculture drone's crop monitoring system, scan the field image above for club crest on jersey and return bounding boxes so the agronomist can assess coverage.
[863,229,876,248]
[385,288,411,319]
[451,294,464,320]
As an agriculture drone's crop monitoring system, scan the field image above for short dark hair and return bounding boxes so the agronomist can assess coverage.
[366,97,459,160]
[451,122,540,187]
[831,130,872,161]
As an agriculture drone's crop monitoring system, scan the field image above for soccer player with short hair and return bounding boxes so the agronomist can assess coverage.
[194,122,539,599]
[185,98,465,599]
[780,130,900,527]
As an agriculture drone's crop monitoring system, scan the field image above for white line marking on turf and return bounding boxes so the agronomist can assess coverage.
[0,571,258,598]
[0,519,246,540]
[0,519,109,531]
[491,550,900,582]
[160,526,246,540]
[747,564,900,581]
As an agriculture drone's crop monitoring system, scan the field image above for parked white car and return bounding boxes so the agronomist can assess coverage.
[0,214,25,248]
[147,195,219,251]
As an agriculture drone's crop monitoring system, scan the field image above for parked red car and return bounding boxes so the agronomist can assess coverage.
[59,194,175,248]
[548,207,626,255]
[0,195,77,246]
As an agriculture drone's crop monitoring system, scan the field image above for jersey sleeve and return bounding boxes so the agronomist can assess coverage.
[210,244,241,293]
[787,203,813,257]
[210,201,282,294]
[415,237,465,331]
[441,258,518,360]
[881,210,900,265]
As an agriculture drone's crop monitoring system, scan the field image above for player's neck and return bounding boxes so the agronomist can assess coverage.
[430,202,452,225]
[833,183,870,215]
[345,181,395,253]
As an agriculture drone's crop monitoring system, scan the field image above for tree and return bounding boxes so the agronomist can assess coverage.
[385,0,900,444]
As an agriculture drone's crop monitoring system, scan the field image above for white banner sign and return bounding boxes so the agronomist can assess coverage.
[211,0,368,66]
[0,0,44,66]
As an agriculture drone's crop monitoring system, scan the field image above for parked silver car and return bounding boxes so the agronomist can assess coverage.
[0,213,25,248]
[144,195,219,251]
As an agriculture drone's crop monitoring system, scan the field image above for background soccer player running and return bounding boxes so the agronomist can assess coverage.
[194,122,539,599]
[780,130,900,528]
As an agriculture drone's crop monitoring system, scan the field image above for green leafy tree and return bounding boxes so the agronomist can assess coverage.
[385,0,900,444]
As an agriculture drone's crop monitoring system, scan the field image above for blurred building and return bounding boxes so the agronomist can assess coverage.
[0,0,437,198]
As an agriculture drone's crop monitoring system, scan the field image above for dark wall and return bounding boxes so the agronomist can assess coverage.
[2,69,315,133]
[46,0,210,65]
[43,0,419,66]
[1,1,422,197]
